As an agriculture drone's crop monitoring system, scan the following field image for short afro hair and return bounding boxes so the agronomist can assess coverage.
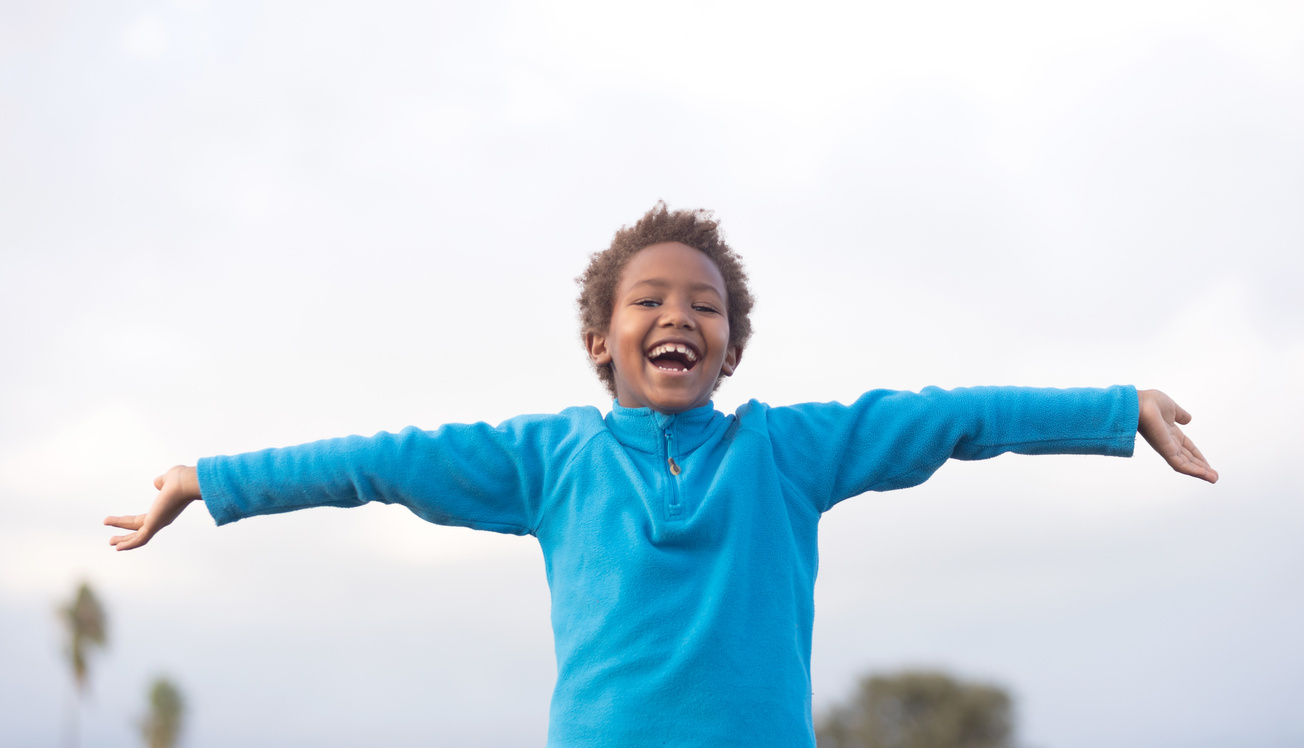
[576,201,755,397]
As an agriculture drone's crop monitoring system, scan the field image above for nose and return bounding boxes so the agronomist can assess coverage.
[659,299,695,329]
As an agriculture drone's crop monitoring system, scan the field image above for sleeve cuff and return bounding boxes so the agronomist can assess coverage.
[196,455,242,526]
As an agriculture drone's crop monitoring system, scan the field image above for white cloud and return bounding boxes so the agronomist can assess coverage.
[0,529,199,602]
[0,401,171,504]
[351,504,538,566]
[0,0,72,58]
[120,15,170,59]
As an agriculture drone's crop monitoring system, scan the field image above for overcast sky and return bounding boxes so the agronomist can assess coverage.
[2,1,1302,746]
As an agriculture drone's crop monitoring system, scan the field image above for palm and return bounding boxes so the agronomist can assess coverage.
[60,582,107,748]
[141,677,185,748]
[1138,390,1218,483]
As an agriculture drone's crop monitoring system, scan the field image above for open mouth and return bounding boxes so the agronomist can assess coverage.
[647,342,700,372]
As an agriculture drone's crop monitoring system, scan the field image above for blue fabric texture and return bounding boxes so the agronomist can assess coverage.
[197,385,1138,747]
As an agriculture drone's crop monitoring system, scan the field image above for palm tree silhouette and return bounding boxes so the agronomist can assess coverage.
[141,677,186,748]
[59,581,107,748]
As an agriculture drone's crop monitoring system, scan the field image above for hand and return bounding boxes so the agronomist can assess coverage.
[1137,389,1218,484]
[105,465,202,551]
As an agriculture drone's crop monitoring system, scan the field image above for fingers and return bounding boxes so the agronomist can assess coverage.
[110,531,148,551]
[104,514,145,530]
[1165,426,1218,484]
[1181,430,1209,466]
[1170,454,1217,483]
[109,518,157,550]
[1178,431,1217,483]
[1176,460,1218,484]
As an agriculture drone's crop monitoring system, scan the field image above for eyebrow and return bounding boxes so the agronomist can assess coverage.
[628,278,725,295]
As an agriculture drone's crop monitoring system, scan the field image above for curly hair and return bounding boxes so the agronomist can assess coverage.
[576,201,755,397]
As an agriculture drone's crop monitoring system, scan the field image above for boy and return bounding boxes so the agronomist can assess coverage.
[106,203,1217,747]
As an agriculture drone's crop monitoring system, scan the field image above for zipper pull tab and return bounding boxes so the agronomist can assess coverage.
[664,430,680,475]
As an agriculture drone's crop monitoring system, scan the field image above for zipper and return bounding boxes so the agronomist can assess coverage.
[663,428,683,519]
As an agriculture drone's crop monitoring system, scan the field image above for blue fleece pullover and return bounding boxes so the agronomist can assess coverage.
[197,385,1138,747]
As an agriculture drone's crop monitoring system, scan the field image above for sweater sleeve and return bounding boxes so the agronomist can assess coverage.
[196,410,594,535]
[766,385,1139,513]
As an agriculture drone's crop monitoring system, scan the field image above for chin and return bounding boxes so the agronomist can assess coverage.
[649,394,709,413]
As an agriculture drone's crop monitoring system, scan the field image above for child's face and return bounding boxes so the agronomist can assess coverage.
[586,242,740,413]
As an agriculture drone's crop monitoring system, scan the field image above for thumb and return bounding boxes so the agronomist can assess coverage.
[154,473,166,490]
[1174,405,1192,425]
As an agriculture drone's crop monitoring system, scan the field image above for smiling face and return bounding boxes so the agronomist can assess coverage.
[585,241,741,413]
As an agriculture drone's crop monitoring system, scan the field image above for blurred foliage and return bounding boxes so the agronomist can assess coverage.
[816,669,1013,748]
[59,580,108,748]
[59,581,107,694]
[141,677,186,748]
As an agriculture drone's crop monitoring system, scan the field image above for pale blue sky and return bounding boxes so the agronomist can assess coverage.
[2,1,1301,746]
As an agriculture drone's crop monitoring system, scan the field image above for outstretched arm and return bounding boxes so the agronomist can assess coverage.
[105,413,583,549]
[105,465,202,551]
[1137,389,1218,483]
[768,385,1141,511]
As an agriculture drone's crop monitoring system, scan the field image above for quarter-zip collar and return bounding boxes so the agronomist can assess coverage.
[604,400,727,455]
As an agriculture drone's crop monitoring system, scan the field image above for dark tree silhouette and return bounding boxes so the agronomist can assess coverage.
[140,677,186,748]
[816,670,1013,748]
[59,581,107,748]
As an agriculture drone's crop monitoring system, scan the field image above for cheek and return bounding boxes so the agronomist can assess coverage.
[713,320,733,348]
[618,336,644,357]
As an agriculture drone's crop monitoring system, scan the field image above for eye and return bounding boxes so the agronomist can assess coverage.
[635,299,661,307]
[693,304,720,314]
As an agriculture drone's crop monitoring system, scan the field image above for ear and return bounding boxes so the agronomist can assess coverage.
[720,345,742,377]
[585,330,613,367]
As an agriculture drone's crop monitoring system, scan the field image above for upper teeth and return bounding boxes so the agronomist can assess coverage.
[649,343,698,361]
